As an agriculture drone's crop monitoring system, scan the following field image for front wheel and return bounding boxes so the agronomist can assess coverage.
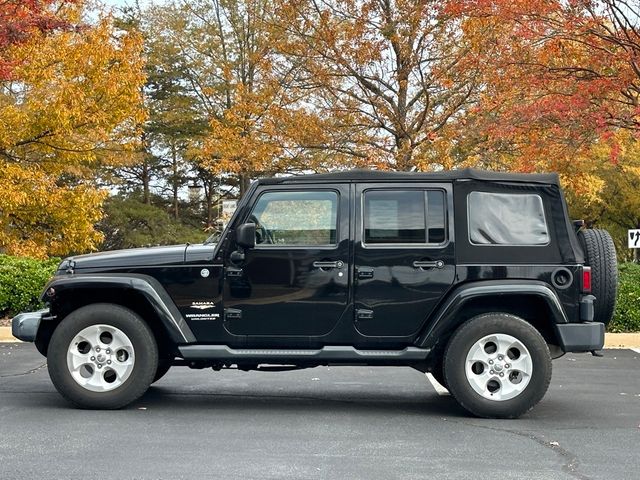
[47,303,158,409]
[443,313,552,419]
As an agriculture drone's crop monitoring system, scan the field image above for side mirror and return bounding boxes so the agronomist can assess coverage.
[236,222,256,249]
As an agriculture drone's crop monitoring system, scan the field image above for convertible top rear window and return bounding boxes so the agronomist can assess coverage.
[468,191,549,246]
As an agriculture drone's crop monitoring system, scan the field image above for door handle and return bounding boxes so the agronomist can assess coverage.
[224,308,242,321]
[413,260,445,269]
[357,267,374,279]
[226,267,243,277]
[313,260,344,269]
[356,309,374,321]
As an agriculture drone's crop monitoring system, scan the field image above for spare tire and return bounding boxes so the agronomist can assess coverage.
[577,229,618,326]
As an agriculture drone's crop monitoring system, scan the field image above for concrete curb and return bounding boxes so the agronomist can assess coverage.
[0,326,18,342]
[604,333,640,349]
[1,326,640,347]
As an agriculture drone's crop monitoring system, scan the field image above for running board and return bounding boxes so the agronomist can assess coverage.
[177,345,430,364]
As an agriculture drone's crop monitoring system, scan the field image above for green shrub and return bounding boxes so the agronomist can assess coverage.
[0,255,59,317]
[609,263,640,332]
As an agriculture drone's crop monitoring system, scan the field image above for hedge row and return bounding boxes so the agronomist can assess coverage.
[0,255,59,317]
[1,254,639,332]
[609,263,640,332]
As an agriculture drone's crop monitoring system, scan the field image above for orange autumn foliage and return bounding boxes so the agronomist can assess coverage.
[0,2,145,257]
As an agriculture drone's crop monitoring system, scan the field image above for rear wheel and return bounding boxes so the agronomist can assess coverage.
[444,313,552,419]
[47,303,158,409]
[577,228,618,326]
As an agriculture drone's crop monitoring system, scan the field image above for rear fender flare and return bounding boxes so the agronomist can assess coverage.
[416,280,568,349]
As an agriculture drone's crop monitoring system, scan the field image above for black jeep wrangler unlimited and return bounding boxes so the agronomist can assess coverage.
[12,169,617,418]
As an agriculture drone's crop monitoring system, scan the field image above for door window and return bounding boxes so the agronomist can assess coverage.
[363,189,446,245]
[249,190,338,246]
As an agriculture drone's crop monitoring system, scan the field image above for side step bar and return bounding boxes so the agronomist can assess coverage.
[178,345,430,364]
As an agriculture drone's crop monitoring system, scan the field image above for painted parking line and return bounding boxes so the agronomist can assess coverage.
[632,348,640,354]
[426,373,450,396]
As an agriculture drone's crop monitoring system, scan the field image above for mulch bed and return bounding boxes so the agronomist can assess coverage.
[0,318,11,327]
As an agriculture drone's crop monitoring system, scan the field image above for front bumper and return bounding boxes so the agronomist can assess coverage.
[557,322,605,352]
[11,309,48,342]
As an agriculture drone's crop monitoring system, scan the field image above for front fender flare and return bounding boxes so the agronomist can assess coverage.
[416,280,568,349]
[43,274,196,344]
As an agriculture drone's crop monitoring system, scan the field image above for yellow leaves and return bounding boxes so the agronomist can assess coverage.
[560,172,605,206]
[203,82,278,173]
[2,9,145,169]
[0,164,106,258]
[0,1,145,258]
[6,19,143,163]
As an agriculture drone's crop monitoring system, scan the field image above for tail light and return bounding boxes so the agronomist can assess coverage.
[582,266,592,293]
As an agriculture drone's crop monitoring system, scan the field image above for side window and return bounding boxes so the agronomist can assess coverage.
[468,191,549,246]
[249,190,338,246]
[363,189,446,245]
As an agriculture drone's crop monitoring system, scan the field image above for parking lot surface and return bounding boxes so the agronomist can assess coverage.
[1,342,639,480]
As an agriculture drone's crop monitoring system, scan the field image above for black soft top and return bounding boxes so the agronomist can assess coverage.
[258,168,560,186]
[253,167,582,264]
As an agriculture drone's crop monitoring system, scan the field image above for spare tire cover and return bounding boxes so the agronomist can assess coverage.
[577,229,618,326]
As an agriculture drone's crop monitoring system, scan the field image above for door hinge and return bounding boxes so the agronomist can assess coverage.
[356,309,374,321]
[224,308,242,321]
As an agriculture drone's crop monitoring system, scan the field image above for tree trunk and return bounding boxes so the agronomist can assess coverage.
[239,173,251,197]
[206,194,214,227]
[140,131,151,205]
[142,161,151,205]
[395,136,414,171]
[202,178,214,228]
[171,144,179,219]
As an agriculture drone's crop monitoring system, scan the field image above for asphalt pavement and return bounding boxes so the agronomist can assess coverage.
[1,342,639,480]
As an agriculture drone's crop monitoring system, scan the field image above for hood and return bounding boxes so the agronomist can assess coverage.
[61,244,208,272]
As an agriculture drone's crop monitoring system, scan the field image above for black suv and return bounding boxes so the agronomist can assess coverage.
[12,169,617,418]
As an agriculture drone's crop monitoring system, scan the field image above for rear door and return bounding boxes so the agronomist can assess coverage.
[353,183,455,337]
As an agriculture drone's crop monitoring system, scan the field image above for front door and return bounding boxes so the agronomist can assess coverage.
[223,185,350,339]
[353,184,455,337]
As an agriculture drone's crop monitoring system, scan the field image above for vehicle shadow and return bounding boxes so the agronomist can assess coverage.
[20,379,581,424]
[132,378,592,424]
[137,383,469,418]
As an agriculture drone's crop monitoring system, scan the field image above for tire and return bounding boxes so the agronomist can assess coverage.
[443,313,552,419]
[153,358,173,383]
[577,229,618,326]
[47,303,158,409]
